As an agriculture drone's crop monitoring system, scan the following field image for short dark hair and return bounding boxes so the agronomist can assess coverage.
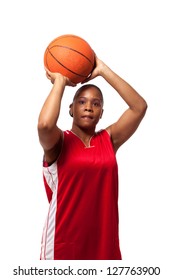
[73,84,104,105]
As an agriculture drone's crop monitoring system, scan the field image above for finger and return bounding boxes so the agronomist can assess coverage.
[68,80,77,87]
[44,67,52,77]
[45,72,51,80]
[44,66,49,72]
[70,82,77,87]
[81,73,93,84]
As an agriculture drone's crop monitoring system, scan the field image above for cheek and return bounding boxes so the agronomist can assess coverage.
[73,106,83,117]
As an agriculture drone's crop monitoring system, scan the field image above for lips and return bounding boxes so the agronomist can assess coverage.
[81,115,93,119]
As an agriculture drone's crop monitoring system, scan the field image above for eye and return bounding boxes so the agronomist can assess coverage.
[78,100,85,104]
[93,101,101,107]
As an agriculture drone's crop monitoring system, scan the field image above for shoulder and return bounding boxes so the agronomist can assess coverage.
[94,129,116,155]
[96,129,111,139]
[95,129,113,145]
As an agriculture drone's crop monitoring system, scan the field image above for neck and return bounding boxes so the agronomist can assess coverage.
[71,125,96,146]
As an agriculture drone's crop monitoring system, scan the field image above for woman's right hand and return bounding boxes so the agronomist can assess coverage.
[45,67,76,87]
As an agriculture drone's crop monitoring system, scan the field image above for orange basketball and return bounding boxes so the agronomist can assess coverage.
[44,34,95,84]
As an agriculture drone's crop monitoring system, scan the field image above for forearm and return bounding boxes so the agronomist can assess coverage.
[100,63,147,112]
[38,76,66,130]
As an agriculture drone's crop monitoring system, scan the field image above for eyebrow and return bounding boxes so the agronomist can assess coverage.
[77,96,102,102]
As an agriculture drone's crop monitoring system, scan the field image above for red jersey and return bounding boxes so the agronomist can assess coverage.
[40,129,122,260]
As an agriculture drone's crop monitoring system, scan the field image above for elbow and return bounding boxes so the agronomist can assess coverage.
[143,100,148,113]
[37,119,52,132]
[133,99,148,118]
[140,100,148,117]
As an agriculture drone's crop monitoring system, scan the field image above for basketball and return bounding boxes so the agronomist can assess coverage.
[44,34,95,84]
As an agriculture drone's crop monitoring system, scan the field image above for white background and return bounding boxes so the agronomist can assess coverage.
[0,0,172,278]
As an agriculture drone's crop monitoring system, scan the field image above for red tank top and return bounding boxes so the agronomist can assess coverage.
[40,129,121,260]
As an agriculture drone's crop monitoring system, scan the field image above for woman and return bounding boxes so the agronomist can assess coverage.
[38,56,147,260]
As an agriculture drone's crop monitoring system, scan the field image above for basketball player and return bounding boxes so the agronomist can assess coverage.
[38,56,147,260]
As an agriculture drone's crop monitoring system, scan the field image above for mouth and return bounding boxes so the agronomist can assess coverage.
[81,115,93,120]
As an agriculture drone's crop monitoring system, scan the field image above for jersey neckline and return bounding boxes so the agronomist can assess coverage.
[68,130,96,148]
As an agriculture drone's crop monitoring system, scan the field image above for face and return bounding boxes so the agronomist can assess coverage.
[70,86,103,130]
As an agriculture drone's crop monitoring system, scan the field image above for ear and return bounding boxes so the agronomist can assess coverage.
[69,103,73,117]
[100,109,104,119]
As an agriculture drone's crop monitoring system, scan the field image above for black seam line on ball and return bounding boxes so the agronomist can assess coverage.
[49,45,94,65]
[47,47,93,77]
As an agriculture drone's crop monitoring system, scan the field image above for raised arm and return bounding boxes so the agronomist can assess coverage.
[84,56,148,151]
[38,70,76,163]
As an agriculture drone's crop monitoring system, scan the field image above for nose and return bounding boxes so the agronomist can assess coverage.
[85,108,93,112]
[84,102,93,112]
